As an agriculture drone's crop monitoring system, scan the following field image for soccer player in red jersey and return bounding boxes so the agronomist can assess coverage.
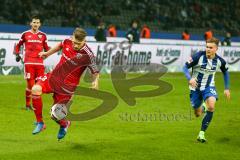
[31,28,99,140]
[15,15,50,110]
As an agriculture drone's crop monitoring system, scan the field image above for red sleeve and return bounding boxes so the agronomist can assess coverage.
[60,39,65,48]
[15,33,25,54]
[88,54,99,74]
[43,34,50,51]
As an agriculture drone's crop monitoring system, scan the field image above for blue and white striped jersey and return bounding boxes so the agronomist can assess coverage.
[186,51,228,91]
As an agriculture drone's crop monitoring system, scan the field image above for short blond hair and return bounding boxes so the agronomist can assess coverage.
[73,28,87,41]
[206,37,220,46]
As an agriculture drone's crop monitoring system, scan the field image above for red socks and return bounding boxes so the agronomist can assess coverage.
[25,88,31,107]
[32,95,43,122]
[57,119,68,127]
[26,79,34,107]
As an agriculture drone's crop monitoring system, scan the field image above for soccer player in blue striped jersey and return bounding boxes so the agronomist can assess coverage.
[183,37,230,143]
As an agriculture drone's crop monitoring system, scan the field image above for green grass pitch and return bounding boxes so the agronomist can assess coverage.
[0,73,239,160]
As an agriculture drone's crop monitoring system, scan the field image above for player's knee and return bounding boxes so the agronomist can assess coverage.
[207,106,215,112]
[32,85,42,95]
[205,101,215,112]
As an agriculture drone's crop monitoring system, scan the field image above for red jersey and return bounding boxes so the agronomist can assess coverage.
[15,30,50,65]
[48,39,99,95]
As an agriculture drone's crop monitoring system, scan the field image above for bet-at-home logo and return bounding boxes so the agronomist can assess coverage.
[223,50,240,65]
[156,49,180,65]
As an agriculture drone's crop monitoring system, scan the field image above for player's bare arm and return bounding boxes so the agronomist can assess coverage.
[39,42,62,59]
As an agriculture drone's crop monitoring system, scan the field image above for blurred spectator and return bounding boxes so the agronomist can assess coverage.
[182,29,190,40]
[204,29,213,40]
[107,24,117,37]
[140,24,151,38]
[126,20,140,43]
[94,22,106,42]
[221,32,231,46]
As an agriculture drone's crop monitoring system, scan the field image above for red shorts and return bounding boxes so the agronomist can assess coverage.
[36,73,72,104]
[24,64,45,80]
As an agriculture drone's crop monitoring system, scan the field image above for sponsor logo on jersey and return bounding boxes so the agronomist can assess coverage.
[199,68,215,74]
[27,40,42,43]
[62,53,77,66]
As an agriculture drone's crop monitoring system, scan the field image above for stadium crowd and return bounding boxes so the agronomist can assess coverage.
[0,0,239,36]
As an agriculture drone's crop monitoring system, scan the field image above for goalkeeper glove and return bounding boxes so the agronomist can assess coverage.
[15,54,22,62]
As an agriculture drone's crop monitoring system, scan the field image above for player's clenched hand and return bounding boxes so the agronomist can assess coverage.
[91,73,99,90]
[39,52,48,59]
[189,78,198,88]
[224,89,230,100]
[15,54,22,62]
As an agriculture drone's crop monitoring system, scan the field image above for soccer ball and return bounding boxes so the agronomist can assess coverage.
[50,103,68,121]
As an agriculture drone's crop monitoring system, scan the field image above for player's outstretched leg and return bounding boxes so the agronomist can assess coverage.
[56,119,71,140]
[197,97,215,143]
[31,84,46,134]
